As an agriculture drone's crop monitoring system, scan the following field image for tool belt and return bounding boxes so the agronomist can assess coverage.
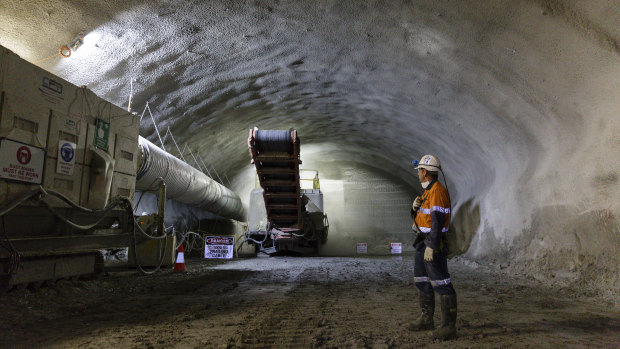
[412,228,425,248]
[412,229,448,251]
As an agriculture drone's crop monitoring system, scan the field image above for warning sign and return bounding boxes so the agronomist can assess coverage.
[56,141,76,175]
[390,242,402,254]
[0,138,45,184]
[357,243,367,254]
[204,236,234,259]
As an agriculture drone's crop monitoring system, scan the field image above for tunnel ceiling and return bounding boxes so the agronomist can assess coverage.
[1,1,619,266]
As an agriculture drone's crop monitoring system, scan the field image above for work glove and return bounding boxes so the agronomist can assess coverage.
[412,196,422,211]
[424,246,434,262]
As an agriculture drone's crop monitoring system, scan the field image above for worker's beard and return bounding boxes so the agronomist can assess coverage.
[421,181,431,189]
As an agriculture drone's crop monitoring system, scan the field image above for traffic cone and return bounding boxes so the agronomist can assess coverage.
[173,244,186,272]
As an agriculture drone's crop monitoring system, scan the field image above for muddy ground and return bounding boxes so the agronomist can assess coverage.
[0,255,618,348]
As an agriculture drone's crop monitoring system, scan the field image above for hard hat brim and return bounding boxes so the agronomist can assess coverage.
[416,165,439,171]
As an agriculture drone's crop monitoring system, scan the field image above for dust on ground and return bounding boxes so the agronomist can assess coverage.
[0,255,618,348]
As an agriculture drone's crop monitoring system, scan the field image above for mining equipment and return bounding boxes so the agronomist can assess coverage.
[246,128,328,255]
[0,45,243,290]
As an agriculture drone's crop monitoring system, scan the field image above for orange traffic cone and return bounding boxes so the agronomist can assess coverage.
[173,244,186,272]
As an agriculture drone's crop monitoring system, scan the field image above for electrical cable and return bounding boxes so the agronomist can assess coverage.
[39,197,124,231]
[0,188,45,217]
[133,215,169,240]
[1,215,20,276]
[0,184,173,277]
[44,189,125,214]
[117,195,169,275]
[177,231,203,252]
[132,223,169,275]
[33,51,62,64]
[0,186,46,277]
[236,225,270,255]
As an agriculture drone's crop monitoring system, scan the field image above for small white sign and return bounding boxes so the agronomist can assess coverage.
[204,236,234,259]
[0,139,45,184]
[357,243,367,254]
[390,242,402,254]
[56,141,76,175]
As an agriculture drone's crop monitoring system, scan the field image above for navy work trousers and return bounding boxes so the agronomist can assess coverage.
[414,244,456,296]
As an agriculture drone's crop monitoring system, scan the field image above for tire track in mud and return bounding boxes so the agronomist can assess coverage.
[3,257,617,348]
[235,262,406,349]
[238,266,339,348]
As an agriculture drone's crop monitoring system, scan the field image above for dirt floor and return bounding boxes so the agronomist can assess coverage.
[0,255,618,349]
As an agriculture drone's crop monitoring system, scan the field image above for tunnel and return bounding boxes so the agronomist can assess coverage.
[1,0,619,347]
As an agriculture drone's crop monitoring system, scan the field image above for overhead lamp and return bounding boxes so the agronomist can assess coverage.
[59,31,85,58]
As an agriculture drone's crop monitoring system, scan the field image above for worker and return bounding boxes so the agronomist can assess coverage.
[408,154,457,340]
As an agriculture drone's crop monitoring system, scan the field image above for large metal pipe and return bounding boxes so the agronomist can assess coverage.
[136,136,244,222]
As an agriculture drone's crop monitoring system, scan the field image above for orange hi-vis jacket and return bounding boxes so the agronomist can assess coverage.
[413,180,451,250]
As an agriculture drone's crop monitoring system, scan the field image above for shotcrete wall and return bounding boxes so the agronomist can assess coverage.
[1,0,618,294]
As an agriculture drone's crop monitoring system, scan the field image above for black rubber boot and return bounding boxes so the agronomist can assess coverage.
[432,294,457,340]
[408,291,435,331]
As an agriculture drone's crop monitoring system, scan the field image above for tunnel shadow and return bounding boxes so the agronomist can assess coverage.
[541,314,620,334]
[456,308,620,343]
[0,267,271,347]
[447,199,480,257]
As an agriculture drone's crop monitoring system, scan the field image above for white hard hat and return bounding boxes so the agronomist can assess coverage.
[414,154,441,172]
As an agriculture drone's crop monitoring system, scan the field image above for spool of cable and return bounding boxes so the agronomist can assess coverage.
[255,130,292,153]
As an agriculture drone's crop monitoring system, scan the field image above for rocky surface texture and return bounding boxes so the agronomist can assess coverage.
[1,1,618,295]
[1,257,619,348]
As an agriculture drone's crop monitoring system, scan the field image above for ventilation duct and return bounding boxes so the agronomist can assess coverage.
[136,136,244,222]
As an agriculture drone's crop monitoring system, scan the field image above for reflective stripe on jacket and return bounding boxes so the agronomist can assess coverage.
[413,180,451,250]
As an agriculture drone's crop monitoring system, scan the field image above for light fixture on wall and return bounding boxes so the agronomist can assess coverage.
[59,31,85,58]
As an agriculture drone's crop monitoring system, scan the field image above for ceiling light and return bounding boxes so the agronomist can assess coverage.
[59,31,85,58]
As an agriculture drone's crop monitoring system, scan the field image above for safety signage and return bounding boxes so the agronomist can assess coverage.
[94,118,110,151]
[390,242,402,254]
[204,236,235,259]
[56,141,76,175]
[357,243,367,254]
[0,138,45,184]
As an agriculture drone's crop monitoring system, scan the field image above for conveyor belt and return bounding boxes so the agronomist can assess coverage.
[248,128,302,229]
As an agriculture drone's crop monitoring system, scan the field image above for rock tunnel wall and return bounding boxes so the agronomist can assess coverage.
[0,0,618,294]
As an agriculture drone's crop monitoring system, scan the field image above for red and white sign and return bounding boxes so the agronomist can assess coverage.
[204,235,235,259]
[0,139,45,184]
[390,242,402,254]
[206,237,234,245]
[357,243,367,254]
